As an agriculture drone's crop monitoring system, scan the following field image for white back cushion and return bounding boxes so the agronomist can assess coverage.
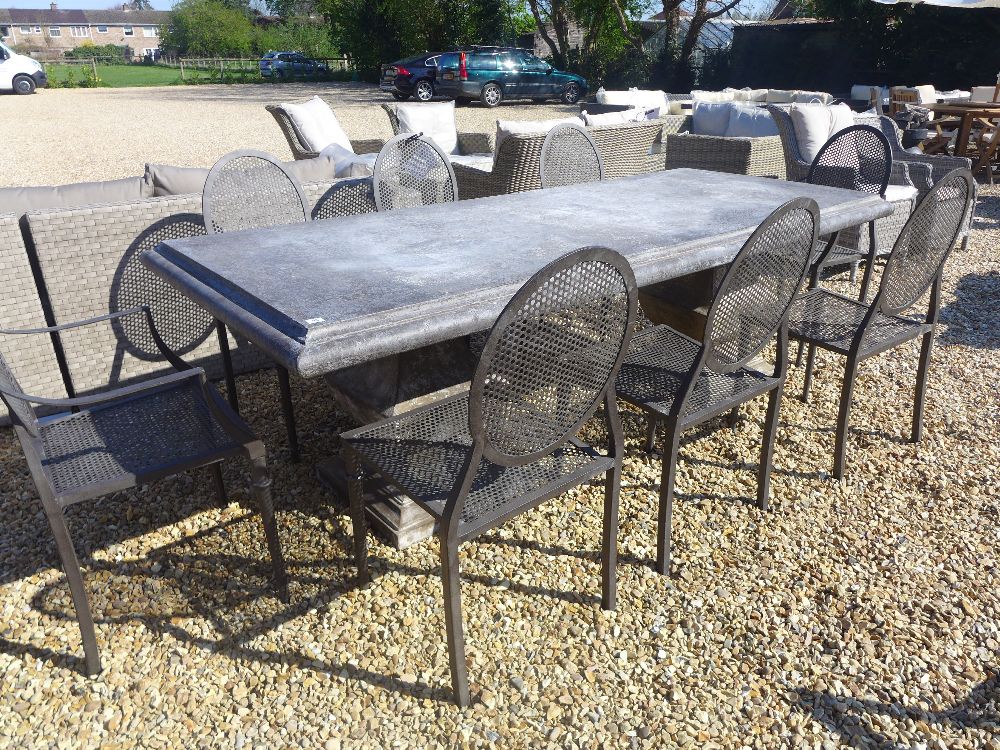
[692,90,735,103]
[692,101,733,136]
[971,85,999,102]
[283,96,353,154]
[793,90,834,104]
[392,100,459,154]
[790,102,855,162]
[596,87,668,112]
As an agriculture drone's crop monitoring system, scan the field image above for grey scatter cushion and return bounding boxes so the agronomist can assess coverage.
[145,152,345,197]
[0,177,150,216]
[691,101,733,136]
[725,104,780,138]
[144,164,211,197]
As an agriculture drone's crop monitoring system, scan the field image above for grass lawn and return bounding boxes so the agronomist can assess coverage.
[43,64,219,88]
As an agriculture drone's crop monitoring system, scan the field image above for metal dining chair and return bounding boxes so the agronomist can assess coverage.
[805,124,915,302]
[615,198,819,575]
[0,307,288,676]
[340,246,637,707]
[791,169,974,479]
[373,133,458,210]
[203,150,310,461]
[539,123,605,188]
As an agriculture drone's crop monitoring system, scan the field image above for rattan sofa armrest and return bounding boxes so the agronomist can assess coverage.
[351,138,386,155]
[1,306,192,373]
[457,131,495,155]
[0,368,205,409]
[888,160,917,187]
[451,161,496,200]
[664,133,754,174]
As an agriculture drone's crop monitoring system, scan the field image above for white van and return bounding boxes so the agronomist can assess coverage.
[0,41,46,94]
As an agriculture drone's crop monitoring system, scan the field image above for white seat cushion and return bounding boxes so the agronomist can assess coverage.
[282,96,353,154]
[692,90,735,103]
[970,86,999,103]
[596,88,668,112]
[581,108,646,126]
[391,100,459,155]
[884,184,918,203]
[790,102,855,162]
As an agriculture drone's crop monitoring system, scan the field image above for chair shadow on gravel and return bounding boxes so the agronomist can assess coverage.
[793,674,999,748]
[938,271,1000,349]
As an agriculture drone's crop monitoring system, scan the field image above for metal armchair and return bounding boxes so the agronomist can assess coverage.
[615,198,818,575]
[341,246,638,707]
[373,133,458,210]
[790,169,974,479]
[203,150,311,461]
[539,123,604,188]
[0,306,289,676]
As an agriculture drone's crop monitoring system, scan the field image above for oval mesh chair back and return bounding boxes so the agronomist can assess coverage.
[311,178,377,220]
[703,198,819,373]
[877,169,973,316]
[373,133,457,211]
[0,346,39,437]
[806,124,892,196]
[203,150,309,235]
[111,214,213,362]
[539,124,604,189]
[469,246,637,467]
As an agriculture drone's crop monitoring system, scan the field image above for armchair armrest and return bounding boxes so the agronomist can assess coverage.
[0,368,205,410]
[894,151,971,199]
[351,138,386,155]
[1,306,192,373]
[457,131,495,155]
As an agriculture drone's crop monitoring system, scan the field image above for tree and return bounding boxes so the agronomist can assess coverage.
[160,0,256,56]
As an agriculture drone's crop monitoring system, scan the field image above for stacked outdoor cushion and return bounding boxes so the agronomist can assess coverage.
[692,88,834,105]
[596,87,677,115]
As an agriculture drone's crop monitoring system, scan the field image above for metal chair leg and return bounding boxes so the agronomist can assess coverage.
[834,357,860,480]
[44,505,102,675]
[601,462,621,612]
[758,387,783,511]
[250,456,289,602]
[210,463,227,507]
[912,331,936,443]
[345,450,369,586]
[795,340,805,367]
[656,418,681,576]
[644,418,658,454]
[849,261,858,284]
[440,540,470,708]
[727,405,740,427]
[858,221,878,303]
[276,366,300,463]
[216,320,239,414]
[801,343,817,402]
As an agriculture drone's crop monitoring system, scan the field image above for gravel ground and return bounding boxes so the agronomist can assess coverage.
[1,84,999,748]
[0,82,578,187]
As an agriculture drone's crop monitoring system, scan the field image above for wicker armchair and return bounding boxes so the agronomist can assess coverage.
[453,119,668,199]
[662,116,786,178]
[0,307,288,676]
[266,103,385,160]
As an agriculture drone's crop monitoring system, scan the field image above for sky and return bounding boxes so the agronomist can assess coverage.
[10,0,177,8]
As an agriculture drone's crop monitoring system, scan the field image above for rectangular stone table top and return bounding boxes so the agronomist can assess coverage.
[144,168,892,378]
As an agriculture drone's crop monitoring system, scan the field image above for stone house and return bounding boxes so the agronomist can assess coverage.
[0,3,170,60]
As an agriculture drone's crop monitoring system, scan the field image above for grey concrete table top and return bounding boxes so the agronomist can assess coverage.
[144,168,892,378]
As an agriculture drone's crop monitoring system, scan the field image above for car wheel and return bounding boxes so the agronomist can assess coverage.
[414,79,434,102]
[561,83,581,104]
[481,82,503,108]
[13,75,35,95]
[392,92,410,101]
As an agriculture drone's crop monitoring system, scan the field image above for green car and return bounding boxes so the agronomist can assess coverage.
[434,47,587,107]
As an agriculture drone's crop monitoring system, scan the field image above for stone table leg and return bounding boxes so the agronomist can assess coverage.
[317,337,477,549]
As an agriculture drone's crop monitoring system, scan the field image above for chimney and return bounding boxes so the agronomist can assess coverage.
[50,2,57,10]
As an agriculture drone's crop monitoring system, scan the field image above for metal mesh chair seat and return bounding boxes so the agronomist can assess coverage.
[343,393,611,538]
[788,288,928,357]
[617,326,776,423]
[40,379,241,498]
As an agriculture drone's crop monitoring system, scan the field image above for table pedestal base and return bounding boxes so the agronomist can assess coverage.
[319,338,477,549]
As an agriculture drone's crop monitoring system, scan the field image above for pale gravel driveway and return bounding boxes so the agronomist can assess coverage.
[0,82,578,187]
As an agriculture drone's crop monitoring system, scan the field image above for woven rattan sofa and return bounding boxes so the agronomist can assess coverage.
[453,117,684,199]
[661,116,786,178]
[0,174,375,425]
